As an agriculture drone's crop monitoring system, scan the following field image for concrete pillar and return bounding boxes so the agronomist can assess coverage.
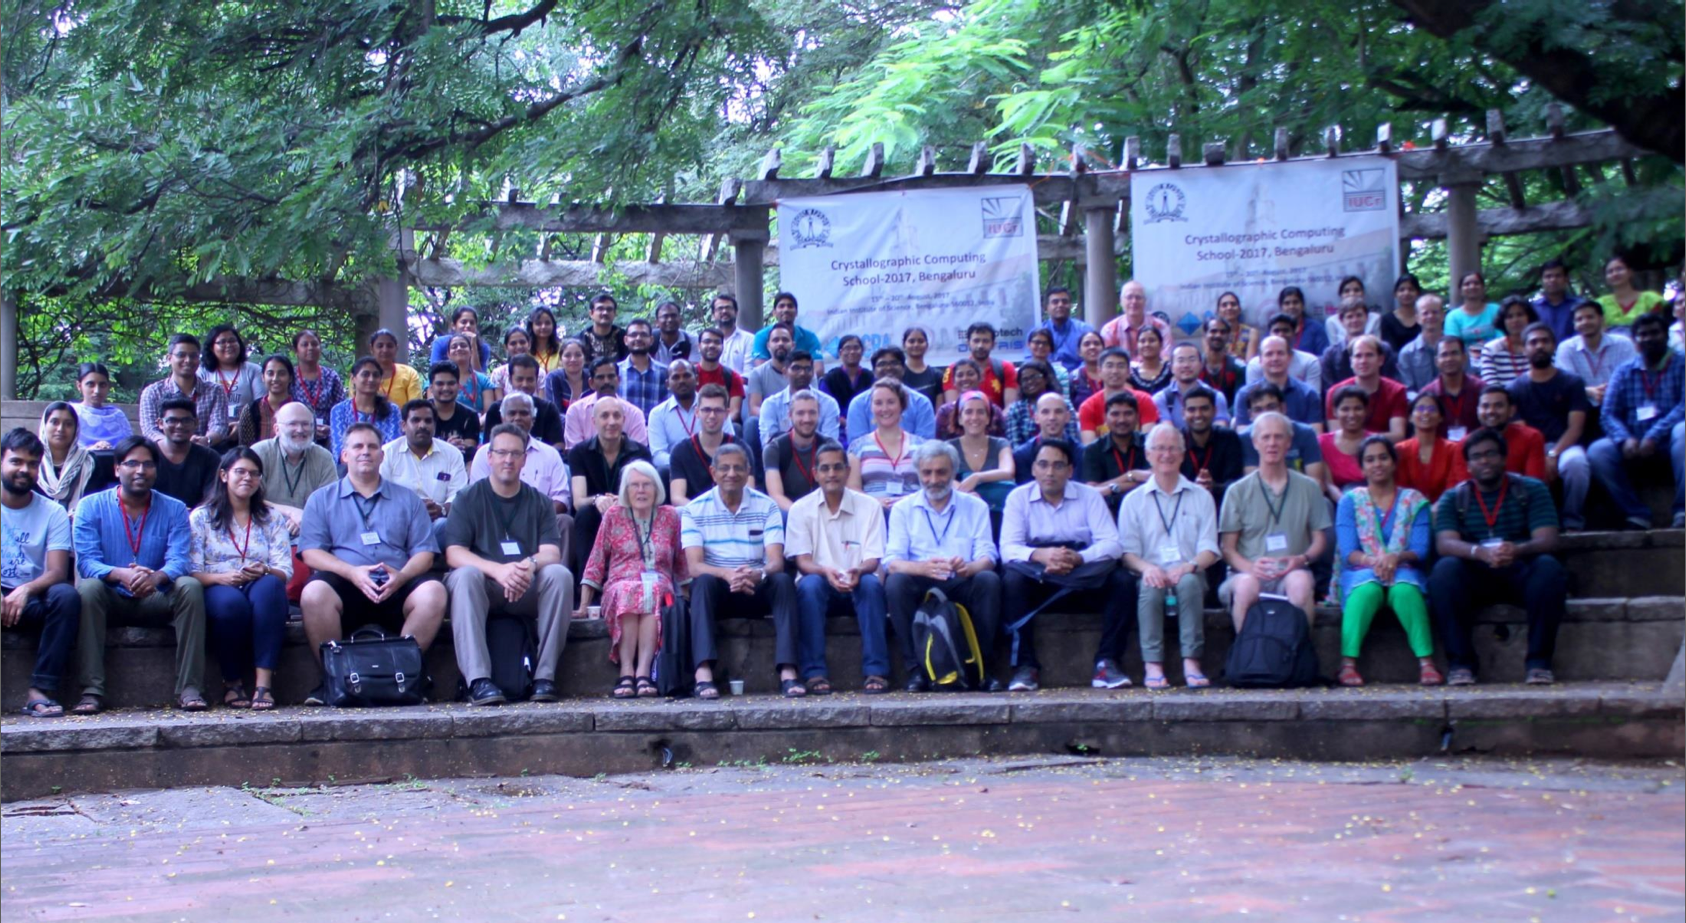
[732,237,766,332]
[1444,181,1482,300]
[1083,209,1118,329]
[376,277,409,362]
[0,291,16,400]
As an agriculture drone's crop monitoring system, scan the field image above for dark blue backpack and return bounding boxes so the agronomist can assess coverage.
[1224,596,1321,688]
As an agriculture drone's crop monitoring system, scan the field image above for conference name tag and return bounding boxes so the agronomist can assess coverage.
[1638,405,1658,422]
[360,531,381,546]
[227,406,240,420]
[1446,426,1468,441]
[1265,533,1289,552]
[884,480,904,496]
[1159,545,1181,565]
[500,541,522,557]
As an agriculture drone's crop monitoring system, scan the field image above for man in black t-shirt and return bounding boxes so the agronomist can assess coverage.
[1177,385,1243,503]
[428,361,481,453]
[440,424,574,705]
[151,399,220,507]
[482,355,566,449]
[1506,322,1590,530]
[668,386,748,504]
[763,390,824,511]
[1080,391,1151,512]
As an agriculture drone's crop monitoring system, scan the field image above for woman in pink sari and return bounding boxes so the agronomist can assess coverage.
[575,460,688,697]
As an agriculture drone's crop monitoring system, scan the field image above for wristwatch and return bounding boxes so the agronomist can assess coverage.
[1546,447,1559,459]
[1109,482,1121,495]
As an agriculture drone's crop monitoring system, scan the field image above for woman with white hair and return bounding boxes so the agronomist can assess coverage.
[575,461,687,697]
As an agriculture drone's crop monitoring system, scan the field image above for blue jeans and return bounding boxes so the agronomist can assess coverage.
[205,575,290,679]
[11,583,80,693]
[1587,422,1685,523]
[795,572,889,679]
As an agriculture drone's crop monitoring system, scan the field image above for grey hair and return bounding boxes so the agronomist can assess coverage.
[617,459,666,508]
[500,391,535,415]
[788,388,821,407]
[1250,410,1292,440]
[913,439,959,470]
[712,441,752,468]
[1145,422,1185,452]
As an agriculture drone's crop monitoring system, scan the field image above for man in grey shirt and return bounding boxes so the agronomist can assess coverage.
[1396,294,1445,393]
[1218,412,1329,630]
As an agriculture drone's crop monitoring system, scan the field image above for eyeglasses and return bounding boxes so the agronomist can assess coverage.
[697,406,727,414]
[489,449,524,459]
[117,460,158,471]
[227,468,261,480]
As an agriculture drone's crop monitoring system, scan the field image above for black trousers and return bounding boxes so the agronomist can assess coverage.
[884,571,1002,670]
[689,572,799,669]
[1001,567,1137,670]
[1427,554,1566,674]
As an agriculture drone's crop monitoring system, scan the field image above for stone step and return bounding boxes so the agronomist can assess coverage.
[0,682,1678,802]
[5,592,1680,708]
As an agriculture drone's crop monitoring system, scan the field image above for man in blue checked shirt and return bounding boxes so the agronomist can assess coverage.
[72,436,207,714]
[1589,314,1685,529]
[616,319,670,418]
[1033,286,1094,372]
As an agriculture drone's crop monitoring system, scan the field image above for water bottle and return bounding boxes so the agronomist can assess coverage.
[1164,584,1178,618]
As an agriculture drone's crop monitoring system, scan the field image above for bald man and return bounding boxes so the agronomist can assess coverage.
[253,402,339,535]
[1100,280,1172,358]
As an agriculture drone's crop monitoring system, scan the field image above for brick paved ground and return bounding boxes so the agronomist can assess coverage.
[2,756,1681,922]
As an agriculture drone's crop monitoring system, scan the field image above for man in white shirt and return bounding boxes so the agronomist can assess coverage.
[1555,300,1637,411]
[785,440,889,694]
[648,360,734,470]
[711,292,756,375]
[884,441,1003,693]
[379,399,467,532]
[1118,424,1219,689]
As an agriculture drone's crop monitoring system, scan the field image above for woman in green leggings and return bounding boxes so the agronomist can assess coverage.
[1334,436,1444,687]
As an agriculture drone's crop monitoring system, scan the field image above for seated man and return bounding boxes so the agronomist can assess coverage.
[669,385,750,505]
[151,398,221,507]
[1238,383,1328,483]
[648,360,735,470]
[785,439,889,695]
[1,428,82,717]
[138,333,229,444]
[1428,427,1566,685]
[1589,313,1685,529]
[759,350,841,451]
[1017,391,1083,486]
[1322,335,1408,441]
[1469,385,1545,479]
[1080,390,1151,509]
[1320,297,1400,386]
[1155,343,1231,429]
[884,441,1004,692]
[1245,315,1324,393]
[562,356,650,451]
[441,424,574,706]
[1507,321,1591,529]
[1177,385,1243,502]
[1218,412,1329,629]
[298,423,447,705]
[427,360,482,454]
[1420,337,1484,441]
[1078,347,1158,442]
[681,444,805,698]
[1396,295,1446,392]
[763,389,825,511]
[1119,424,1219,689]
[1000,438,1135,691]
[486,354,568,449]
[469,393,574,564]
[1235,335,1324,431]
[379,399,467,534]
[615,319,669,418]
[72,436,206,714]
[252,402,339,599]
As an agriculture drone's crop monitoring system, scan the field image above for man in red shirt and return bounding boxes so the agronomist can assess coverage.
[1420,337,1485,441]
[1466,385,1546,478]
[1323,335,1407,442]
[941,322,1018,408]
[1079,347,1159,442]
[693,327,745,422]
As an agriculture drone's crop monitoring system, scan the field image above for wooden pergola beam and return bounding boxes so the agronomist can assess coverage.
[408,255,731,289]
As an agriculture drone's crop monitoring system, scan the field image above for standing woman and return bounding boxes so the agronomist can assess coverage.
[1395,393,1468,503]
[446,334,496,414]
[72,363,132,451]
[201,324,264,444]
[37,402,108,512]
[820,335,873,427]
[1597,253,1667,333]
[429,306,491,370]
[1334,436,1440,687]
[489,327,533,399]
[1319,386,1371,501]
[545,338,591,413]
[368,328,423,407]
[948,391,1016,530]
[1279,285,1329,355]
[1024,329,1072,398]
[576,461,687,698]
[189,448,292,710]
[527,307,565,376]
[568,399,654,577]
[847,380,924,510]
[1128,327,1173,394]
[1379,273,1423,353]
[290,328,346,447]
[1216,292,1260,362]
[1443,271,1501,349]
[237,355,296,446]
[328,357,402,456]
[899,326,945,407]
[1069,331,1107,408]
[1478,295,1538,388]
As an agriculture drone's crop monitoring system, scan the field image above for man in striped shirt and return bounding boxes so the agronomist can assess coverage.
[680,443,804,699]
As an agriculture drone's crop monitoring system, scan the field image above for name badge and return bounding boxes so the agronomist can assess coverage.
[1637,404,1658,422]
[317,416,327,426]
[1159,545,1181,565]
[436,471,453,482]
[500,541,523,557]
[1446,426,1468,441]
[1265,533,1289,552]
[360,531,381,546]
[885,480,904,496]
[227,406,240,420]
[641,571,660,609]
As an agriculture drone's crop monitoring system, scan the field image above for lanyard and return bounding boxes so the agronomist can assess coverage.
[407,448,438,501]
[1150,488,1185,541]
[535,350,555,374]
[874,430,907,469]
[677,403,698,437]
[1437,386,1470,425]
[380,369,396,398]
[228,515,253,562]
[1641,354,1672,401]
[1473,477,1508,535]
[1110,441,1136,477]
[1186,439,1214,473]
[1584,343,1606,383]
[691,433,729,467]
[493,494,523,543]
[1378,494,1400,540]
[789,438,817,487]
[920,505,956,549]
[1260,478,1291,527]
[299,373,324,409]
[120,499,150,561]
[282,452,308,498]
[351,492,381,530]
[632,514,655,566]
[217,368,239,399]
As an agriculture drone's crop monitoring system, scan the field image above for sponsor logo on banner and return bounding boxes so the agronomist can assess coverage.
[1342,169,1386,212]
[981,196,1025,238]
[787,208,833,249]
[1143,183,1188,223]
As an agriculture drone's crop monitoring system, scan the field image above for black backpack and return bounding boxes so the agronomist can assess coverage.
[1224,596,1321,688]
[654,593,694,697]
[911,588,988,690]
[484,614,538,702]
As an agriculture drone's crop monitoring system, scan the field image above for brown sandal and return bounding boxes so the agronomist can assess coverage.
[72,694,102,716]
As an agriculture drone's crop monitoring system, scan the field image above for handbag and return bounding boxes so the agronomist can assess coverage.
[319,626,432,707]
[654,592,694,698]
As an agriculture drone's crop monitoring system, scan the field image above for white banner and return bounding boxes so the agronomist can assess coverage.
[1130,156,1400,340]
[777,186,1042,364]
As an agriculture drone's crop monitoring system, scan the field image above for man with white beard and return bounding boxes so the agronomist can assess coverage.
[252,402,339,535]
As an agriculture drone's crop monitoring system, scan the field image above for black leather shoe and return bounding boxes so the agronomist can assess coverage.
[303,683,330,707]
[904,674,930,693]
[468,678,507,706]
[529,679,560,702]
[983,677,1006,693]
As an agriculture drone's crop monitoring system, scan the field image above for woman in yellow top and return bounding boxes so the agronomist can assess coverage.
[1216,291,1260,361]
[526,307,565,376]
[1597,254,1667,333]
[368,328,424,406]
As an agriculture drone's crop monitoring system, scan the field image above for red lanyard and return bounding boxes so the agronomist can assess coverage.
[299,373,324,408]
[228,516,253,562]
[691,433,730,464]
[381,370,397,398]
[1473,476,1508,531]
[678,404,698,437]
[1641,354,1671,401]
[874,430,906,468]
[120,500,150,562]
[1187,441,1213,473]
[790,440,817,486]
[217,368,239,399]
[1111,442,1136,476]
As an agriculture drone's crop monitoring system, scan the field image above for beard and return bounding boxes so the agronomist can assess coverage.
[1528,352,1554,369]
[279,431,315,454]
[772,348,791,364]
[924,483,953,502]
[2,474,34,497]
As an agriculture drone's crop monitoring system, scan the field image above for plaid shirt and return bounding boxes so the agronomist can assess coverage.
[1601,351,1686,445]
[617,357,670,417]
[1003,396,1079,446]
[138,376,229,442]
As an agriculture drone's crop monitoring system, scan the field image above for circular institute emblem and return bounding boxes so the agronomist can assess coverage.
[788,208,832,249]
[1143,182,1187,223]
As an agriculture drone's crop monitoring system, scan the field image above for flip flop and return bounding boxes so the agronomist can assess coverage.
[1184,673,1211,689]
[1144,675,1171,690]
[781,678,807,698]
[694,680,720,700]
[19,697,63,718]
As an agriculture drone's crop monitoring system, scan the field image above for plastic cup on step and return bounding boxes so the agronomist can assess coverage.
[728,679,745,696]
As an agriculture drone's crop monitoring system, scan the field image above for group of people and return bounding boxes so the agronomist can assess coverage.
[3,260,1680,715]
